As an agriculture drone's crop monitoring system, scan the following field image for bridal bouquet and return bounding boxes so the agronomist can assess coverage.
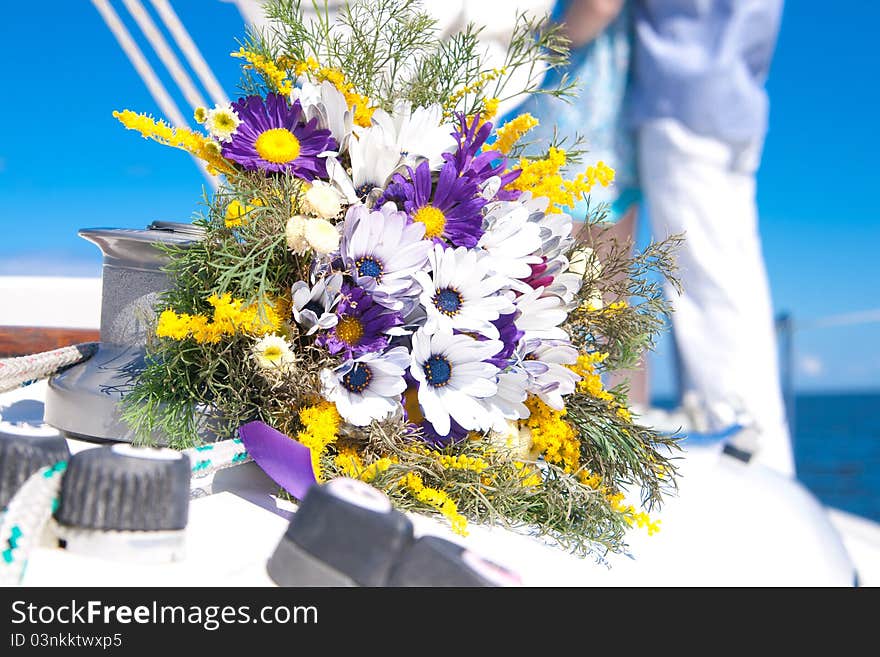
[114,0,680,556]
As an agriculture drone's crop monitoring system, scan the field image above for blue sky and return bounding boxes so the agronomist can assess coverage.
[0,0,877,394]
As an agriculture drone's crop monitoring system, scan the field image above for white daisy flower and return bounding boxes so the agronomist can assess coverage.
[478,202,543,282]
[340,202,432,309]
[204,103,241,142]
[535,256,583,308]
[414,244,515,339]
[252,335,295,372]
[328,126,403,204]
[516,338,580,410]
[411,328,503,437]
[371,100,457,169]
[513,286,569,341]
[291,273,342,334]
[320,347,409,426]
[292,80,354,153]
[488,368,530,427]
[533,210,577,262]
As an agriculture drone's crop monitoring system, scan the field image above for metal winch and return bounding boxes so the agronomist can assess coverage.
[44,222,203,443]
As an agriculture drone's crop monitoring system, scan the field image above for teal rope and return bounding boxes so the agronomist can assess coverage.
[182,438,251,481]
[0,461,66,585]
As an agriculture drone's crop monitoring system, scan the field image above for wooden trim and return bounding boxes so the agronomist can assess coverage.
[0,327,101,358]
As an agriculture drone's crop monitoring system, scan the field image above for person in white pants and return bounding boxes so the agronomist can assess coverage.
[632,0,795,476]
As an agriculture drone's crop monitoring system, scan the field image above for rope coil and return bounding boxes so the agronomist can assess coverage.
[0,343,99,394]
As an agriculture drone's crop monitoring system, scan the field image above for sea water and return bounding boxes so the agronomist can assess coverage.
[794,392,880,523]
[655,392,880,523]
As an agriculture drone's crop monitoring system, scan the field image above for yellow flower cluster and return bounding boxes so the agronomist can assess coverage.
[444,68,506,112]
[296,402,341,483]
[403,445,489,474]
[569,352,633,422]
[225,198,264,228]
[508,148,616,213]
[436,454,489,474]
[402,472,468,536]
[514,461,543,488]
[332,448,467,534]
[112,110,231,175]
[155,294,283,344]
[232,48,292,96]
[603,300,629,314]
[628,511,662,535]
[479,97,500,126]
[524,397,581,474]
[493,113,539,154]
[294,57,375,127]
[571,352,613,403]
[578,470,660,535]
[332,448,395,483]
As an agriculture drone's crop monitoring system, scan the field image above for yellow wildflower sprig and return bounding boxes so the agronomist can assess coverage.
[579,470,660,535]
[514,461,542,488]
[507,147,616,212]
[295,402,341,483]
[332,448,395,483]
[403,444,490,474]
[524,396,581,474]
[112,110,233,175]
[492,112,539,154]
[156,293,283,344]
[224,198,265,228]
[478,97,500,126]
[444,68,506,115]
[232,47,292,96]
[569,352,633,422]
[402,472,468,536]
[332,447,468,535]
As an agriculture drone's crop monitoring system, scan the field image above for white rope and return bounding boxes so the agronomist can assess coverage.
[90,0,217,188]
[0,344,98,394]
[0,462,66,586]
[150,0,229,107]
[122,0,209,112]
[183,437,251,482]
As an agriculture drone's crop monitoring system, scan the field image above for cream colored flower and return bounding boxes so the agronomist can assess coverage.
[302,180,345,218]
[488,420,537,461]
[285,215,310,254]
[252,335,295,372]
[304,217,341,254]
[568,247,604,310]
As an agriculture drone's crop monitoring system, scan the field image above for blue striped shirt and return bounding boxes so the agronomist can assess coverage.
[630,0,784,144]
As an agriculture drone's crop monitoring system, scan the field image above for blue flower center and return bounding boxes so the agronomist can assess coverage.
[303,300,325,316]
[342,363,373,393]
[356,256,383,280]
[423,355,452,387]
[433,288,463,317]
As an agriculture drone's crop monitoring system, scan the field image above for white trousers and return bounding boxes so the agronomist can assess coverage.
[639,119,795,477]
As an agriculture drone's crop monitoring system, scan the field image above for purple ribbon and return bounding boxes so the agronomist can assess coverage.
[238,421,318,499]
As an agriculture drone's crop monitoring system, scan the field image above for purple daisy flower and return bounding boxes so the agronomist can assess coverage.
[489,311,524,367]
[222,94,336,179]
[444,113,521,201]
[392,159,486,248]
[316,284,402,357]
